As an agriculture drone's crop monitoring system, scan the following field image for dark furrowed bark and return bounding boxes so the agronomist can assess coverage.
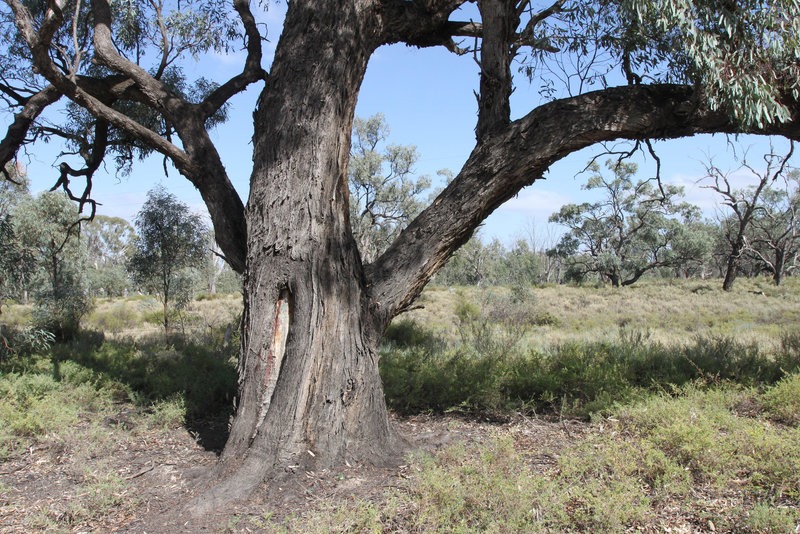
[475,0,516,141]
[173,115,248,273]
[186,0,401,515]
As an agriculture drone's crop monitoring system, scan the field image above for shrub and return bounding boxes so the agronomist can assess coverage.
[763,372,800,426]
[617,386,800,497]
[380,317,800,418]
[0,324,54,361]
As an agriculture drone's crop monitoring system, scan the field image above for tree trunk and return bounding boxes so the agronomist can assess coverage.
[187,0,400,514]
[722,254,739,291]
[163,299,170,339]
[773,249,785,285]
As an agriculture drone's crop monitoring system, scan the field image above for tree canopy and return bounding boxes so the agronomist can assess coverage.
[127,185,207,337]
[348,114,433,263]
[550,159,710,286]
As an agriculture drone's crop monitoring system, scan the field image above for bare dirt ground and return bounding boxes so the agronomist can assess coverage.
[0,411,588,533]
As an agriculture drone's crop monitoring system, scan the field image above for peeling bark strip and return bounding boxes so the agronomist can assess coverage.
[265,289,291,389]
[254,288,291,439]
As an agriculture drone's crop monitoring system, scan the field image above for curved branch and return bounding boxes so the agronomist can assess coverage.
[6,0,248,272]
[49,118,109,218]
[0,85,63,173]
[172,115,248,273]
[199,0,268,120]
[91,0,181,113]
[7,0,197,171]
[367,84,800,317]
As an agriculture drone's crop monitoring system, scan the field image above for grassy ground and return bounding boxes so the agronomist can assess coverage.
[412,277,800,349]
[0,277,798,532]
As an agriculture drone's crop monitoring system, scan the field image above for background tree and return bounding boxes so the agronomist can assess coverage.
[436,233,505,286]
[198,228,241,295]
[669,218,717,280]
[745,170,800,284]
[348,114,432,263]
[0,162,30,215]
[13,191,91,340]
[82,215,135,297]
[550,160,707,287]
[703,143,796,290]
[2,0,800,513]
[0,162,34,309]
[128,186,207,339]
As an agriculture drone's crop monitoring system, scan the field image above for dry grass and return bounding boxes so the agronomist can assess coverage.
[412,277,800,350]
[85,293,243,341]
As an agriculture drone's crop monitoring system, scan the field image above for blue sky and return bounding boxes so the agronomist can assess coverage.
[6,1,794,246]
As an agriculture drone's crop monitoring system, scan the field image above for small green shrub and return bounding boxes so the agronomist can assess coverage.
[617,386,800,498]
[0,324,54,361]
[745,503,799,533]
[87,302,141,333]
[382,319,445,350]
[147,395,187,429]
[0,372,80,436]
[195,292,229,301]
[763,372,800,426]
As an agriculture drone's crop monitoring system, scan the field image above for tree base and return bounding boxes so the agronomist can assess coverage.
[184,425,407,517]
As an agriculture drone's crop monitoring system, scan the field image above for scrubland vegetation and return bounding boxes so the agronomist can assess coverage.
[1,277,799,532]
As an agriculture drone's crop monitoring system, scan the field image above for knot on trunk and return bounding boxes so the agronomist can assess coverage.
[341,378,356,405]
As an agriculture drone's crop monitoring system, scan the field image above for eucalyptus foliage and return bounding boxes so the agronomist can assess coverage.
[550,160,710,286]
[524,0,800,127]
[12,191,92,339]
[348,114,433,263]
[127,185,207,337]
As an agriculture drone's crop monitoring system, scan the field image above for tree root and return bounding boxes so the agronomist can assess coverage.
[183,454,270,517]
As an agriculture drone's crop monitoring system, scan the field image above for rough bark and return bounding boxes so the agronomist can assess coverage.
[476,0,517,141]
[0,85,62,170]
[722,241,743,291]
[187,0,400,514]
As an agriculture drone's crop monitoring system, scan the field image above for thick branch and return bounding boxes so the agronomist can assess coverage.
[0,85,62,172]
[6,0,197,171]
[6,0,248,271]
[91,0,181,113]
[378,0,474,49]
[475,0,517,141]
[367,84,800,318]
[172,115,247,273]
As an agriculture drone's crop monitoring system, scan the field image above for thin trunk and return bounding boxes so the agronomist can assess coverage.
[163,300,169,339]
[774,249,785,285]
[722,245,741,291]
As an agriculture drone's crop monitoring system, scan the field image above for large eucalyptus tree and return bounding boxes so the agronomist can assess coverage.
[2,0,800,511]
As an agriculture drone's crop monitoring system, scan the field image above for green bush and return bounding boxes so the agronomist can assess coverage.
[763,372,800,426]
[0,324,54,361]
[54,337,237,422]
[0,372,80,436]
[87,302,142,333]
[380,319,800,418]
[618,385,800,498]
